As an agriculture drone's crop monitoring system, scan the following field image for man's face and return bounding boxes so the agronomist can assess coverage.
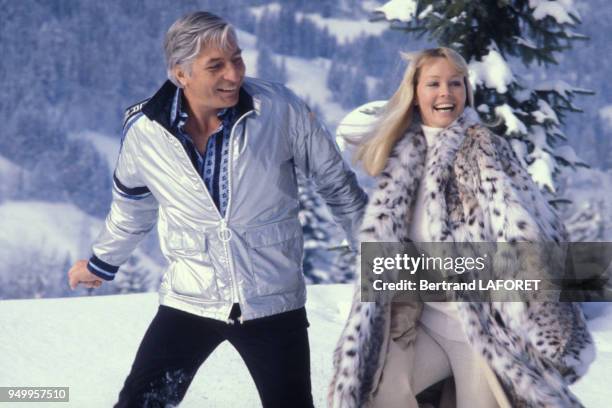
[176,42,246,112]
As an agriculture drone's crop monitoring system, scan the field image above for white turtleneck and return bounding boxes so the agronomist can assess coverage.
[412,124,467,342]
[408,125,442,242]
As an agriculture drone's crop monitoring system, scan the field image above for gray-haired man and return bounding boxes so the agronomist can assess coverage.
[67,11,366,407]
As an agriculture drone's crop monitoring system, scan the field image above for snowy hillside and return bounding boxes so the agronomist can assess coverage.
[0,200,163,299]
[237,28,352,128]
[68,131,120,172]
[1,285,610,407]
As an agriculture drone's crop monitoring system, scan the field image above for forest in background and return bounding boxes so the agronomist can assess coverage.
[1,0,610,299]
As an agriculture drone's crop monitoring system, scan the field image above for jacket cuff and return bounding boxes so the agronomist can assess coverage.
[87,255,119,281]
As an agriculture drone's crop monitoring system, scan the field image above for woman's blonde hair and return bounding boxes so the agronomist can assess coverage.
[355,47,474,176]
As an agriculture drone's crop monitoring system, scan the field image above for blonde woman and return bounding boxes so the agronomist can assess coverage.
[328,48,594,408]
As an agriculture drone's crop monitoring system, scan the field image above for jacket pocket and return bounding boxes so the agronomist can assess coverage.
[167,230,219,299]
[169,260,220,300]
[166,228,207,257]
[245,218,304,297]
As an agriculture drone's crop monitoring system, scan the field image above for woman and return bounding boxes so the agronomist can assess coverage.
[328,48,594,408]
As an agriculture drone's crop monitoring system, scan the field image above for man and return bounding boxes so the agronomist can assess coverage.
[67,11,366,408]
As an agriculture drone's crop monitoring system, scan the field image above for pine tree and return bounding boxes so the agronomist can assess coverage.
[374,0,592,196]
[256,42,288,84]
[327,61,369,109]
[564,200,606,241]
[298,175,353,283]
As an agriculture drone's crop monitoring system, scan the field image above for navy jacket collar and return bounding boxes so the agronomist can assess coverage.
[142,80,254,135]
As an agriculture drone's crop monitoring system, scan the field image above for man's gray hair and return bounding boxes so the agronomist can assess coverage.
[164,11,238,86]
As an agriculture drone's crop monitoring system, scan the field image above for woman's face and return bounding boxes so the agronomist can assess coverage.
[414,57,466,128]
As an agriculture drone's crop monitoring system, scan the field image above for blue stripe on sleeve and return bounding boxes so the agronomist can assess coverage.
[113,172,151,198]
[87,255,119,281]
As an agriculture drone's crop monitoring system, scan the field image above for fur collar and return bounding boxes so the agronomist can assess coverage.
[360,107,563,245]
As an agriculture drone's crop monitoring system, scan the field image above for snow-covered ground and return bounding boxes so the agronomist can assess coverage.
[1,286,610,407]
[0,285,352,407]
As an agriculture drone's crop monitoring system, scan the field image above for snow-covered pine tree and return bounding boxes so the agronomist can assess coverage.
[297,174,354,283]
[256,41,288,84]
[111,252,161,295]
[565,200,606,241]
[326,60,369,109]
[374,0,592,197]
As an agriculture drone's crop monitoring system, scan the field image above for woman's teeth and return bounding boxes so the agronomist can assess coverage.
[434,104,455,112]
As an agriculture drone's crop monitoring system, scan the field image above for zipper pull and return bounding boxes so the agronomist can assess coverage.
[217,219,233,242]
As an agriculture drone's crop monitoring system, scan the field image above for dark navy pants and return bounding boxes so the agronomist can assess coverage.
[114,305,314,408]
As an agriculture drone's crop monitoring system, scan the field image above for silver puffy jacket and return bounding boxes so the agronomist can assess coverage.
[87,78,367,321]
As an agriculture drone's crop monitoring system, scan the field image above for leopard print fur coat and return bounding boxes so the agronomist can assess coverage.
[328,108,595,408]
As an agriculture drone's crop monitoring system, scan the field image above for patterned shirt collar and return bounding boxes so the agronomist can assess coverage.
[170,88,235,133]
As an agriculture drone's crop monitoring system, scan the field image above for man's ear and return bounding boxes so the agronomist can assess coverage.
[174,66,188,88]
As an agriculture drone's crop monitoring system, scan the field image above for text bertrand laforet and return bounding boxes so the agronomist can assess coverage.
[369,254,541,292]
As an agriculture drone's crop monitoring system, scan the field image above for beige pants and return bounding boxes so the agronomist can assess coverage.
[373,325,498,408]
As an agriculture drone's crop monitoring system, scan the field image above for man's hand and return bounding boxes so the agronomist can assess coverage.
[68,260,104,290]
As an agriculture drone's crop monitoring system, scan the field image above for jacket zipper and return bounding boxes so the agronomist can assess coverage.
[223,109,254,324]
[163,108,254,324]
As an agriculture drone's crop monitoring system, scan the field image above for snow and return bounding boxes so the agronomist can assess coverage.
[476,104,490,114]
[418,4,434,19]
[235,28,257,50]
[533,99,560,125]
[572,302,612,407]
[0,200,99,263]
[494,104,528,135]
[598,105,612,131]
[529,0,579,24]
[0,155,24,200]
[468,48,514,94]
[529,156,557,192]
[449,11,467,24]
[514,88,532,103]
[374,0,418,23]
[296,13,388,44]
[564,29,588,40]
[513,36,537,49]
[524,125,557,192]
[0,155,20,174]
[1,285,611,407]
[249,6,390,45]
[555,145,585,167]
[68,131,119,173]
[283,57,348,128]
[248,3,282,19]
[535,79,591,99]
[561,167,612,241]
[0,200,164,298]
[0,284,353,408]
[235,29,348,129]
[236,29,258,76]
